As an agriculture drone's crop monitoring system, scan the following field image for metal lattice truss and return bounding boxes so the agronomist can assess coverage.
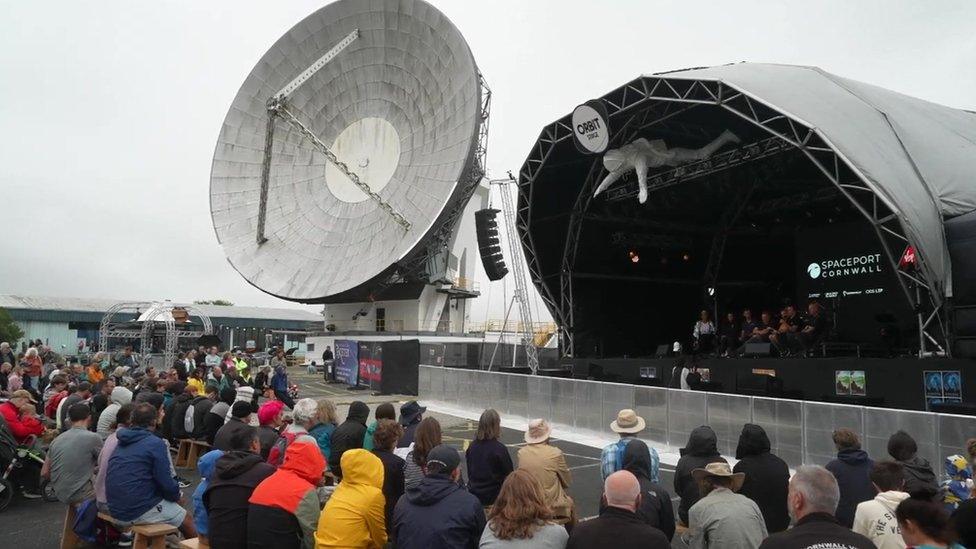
[99,302,215,368]
[517,75,947,357]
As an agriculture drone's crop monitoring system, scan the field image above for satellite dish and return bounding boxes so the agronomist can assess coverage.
[210,0,485,303]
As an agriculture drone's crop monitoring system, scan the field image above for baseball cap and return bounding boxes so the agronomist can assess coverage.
[425,444,460,475]
[11,389,37,404]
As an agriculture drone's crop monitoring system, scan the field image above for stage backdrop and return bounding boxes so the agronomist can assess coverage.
[334,339,359,386]
[796,221,910,344]
[381,340,420,395]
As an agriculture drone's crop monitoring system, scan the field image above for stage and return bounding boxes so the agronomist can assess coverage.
[554,356,975,412]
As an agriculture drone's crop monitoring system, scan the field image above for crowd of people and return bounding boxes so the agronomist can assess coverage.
[4,339,976,548]
[692,301,830,357]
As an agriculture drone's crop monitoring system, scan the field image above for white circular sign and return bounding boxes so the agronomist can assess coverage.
[325,117,401,203]
[572,104,609,154]
[807,262,822,279]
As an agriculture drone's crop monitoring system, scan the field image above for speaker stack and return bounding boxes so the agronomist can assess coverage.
[475,208,509,281]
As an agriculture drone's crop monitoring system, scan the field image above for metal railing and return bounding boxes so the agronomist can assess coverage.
[418,365,976,469]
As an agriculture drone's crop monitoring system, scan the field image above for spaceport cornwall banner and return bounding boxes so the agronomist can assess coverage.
[334,339,359,387]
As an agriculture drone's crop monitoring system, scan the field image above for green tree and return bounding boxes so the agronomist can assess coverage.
[0,307,24,344]
[193,299,234,306]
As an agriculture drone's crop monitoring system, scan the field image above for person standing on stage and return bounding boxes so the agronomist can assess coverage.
[693,310,717,354]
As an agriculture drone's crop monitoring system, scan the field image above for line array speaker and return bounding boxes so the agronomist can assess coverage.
[475,208,508,281]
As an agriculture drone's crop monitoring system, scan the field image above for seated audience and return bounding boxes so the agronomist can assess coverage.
[888,430,939,495]
[363,402,395,451]
[256,400,285,460]
[169,382,196,441]
[480,469,569,549]
[567,470,669,549]
[758,465,873,549]
[57,381,92,432]
[601,409,657,483]
[247,438,326,548]
[392,444,485,549]
[205,426,275,549]
[192,449,223,542]
[950,498,976,548]
[825,428,876,527]
[895,493,959,549]
[599,438,674,540]
[188,384,216,440]
[316,449,387,548]
[1,389,45,498]
[404,417,442,490]
[329,400,370,478]
[734,423,790,533]
[43,403,102,505]
[96,386,133,439]
[692,310,717,353]
[94,403,134,512]
[942,454,973,512]
[518,419,574,527]
[88,379,114,431]
[466,408,515,507]
[853,461,910,549]
[308,398,339,461]
[268,397,319,466]
[675,425,726,525]
[213,401,254,451]
[371,419,405,534]
[105,402,197,537]
[398,400,426,448]
[204,387,236,444]
[687,462,767,549]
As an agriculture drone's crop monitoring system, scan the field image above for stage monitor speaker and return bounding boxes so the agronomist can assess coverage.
[475,208,508,281]
[744,342,772,357]
[736,372,782,396]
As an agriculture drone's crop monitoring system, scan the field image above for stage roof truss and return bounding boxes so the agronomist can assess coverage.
[518,70,949,357]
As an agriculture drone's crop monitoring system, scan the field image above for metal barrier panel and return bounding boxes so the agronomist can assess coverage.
[427,366,446,404]
[753,397,803,468]
[668,390,708,449]
[442,367,459,407]
[602,382,636,438]
[550,378,577,431]
[707,393,753,457]
[634,385,669,448]
[488,372,507,413]
[938,414,976,460]
[456,369,475,410]
[803,402,865,466]
[865,408,940,469]
[418,366,432,401]
[467,370,489,412]
[574,380,605,434]
[508,374,529,420]
[528,376,554,423]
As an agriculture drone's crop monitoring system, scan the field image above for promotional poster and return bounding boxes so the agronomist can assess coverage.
[334,339,359,386]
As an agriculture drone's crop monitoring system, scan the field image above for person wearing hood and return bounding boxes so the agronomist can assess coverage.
[598,438,675,541]
[96,385,133,439]
[397,400,426,448]
[247,438,326,549]
[393,444,486,549]
[192,449,224,541]
[316,449,387,548]
[887,430,939,496]
[330,400,370,479]
[105,402,197,537]
[214,401,255,452]
[204,386,236,445]
[675,425,727,525]
[825,428,875,527]
[169,382,195,441]
[852,461,909,549]
[205,426,275,549]
[733,423,790,533]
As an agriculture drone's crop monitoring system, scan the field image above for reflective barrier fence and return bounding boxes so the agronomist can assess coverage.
[419,365,976,469]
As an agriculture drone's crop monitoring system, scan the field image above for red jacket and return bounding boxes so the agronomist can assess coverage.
[0,401,44,443]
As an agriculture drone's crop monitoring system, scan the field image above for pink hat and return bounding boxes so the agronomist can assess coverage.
[258,400,285,426]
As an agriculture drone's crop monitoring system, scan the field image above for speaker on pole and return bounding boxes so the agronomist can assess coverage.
[475,208,509,281]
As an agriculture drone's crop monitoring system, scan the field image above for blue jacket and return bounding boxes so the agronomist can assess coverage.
[271,365,288,392]
[191,449,224,536]
[308,422,336,461]
[392,474,486,549]
[825,449,875,528]
[106,427,181,521]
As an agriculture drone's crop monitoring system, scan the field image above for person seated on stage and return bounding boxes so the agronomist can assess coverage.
[718,312,740,357]
[798,301,829,354]
[740,309,759,343]
[770,305,803,356]
[693,310,717,354]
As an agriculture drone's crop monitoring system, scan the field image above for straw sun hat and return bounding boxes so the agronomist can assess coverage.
[610,409,646,434]
[524,418,553,444]
[691,462,745,492]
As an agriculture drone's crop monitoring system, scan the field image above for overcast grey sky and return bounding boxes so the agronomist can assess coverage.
[1,0,974,320]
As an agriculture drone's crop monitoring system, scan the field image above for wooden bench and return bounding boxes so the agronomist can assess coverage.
[174,439,211,469]
[97,512,178,549]
[179,536,209,548]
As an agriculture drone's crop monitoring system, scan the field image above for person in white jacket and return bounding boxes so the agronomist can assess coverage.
[853,461,910,549]
[96,386,133,439]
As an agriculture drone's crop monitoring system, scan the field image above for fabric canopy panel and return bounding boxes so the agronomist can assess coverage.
[659,63,976,299]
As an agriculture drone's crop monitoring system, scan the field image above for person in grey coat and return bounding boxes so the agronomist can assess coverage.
[686,462,767,549]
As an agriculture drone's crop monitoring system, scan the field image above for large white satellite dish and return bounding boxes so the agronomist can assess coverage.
[210,0,486,302]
